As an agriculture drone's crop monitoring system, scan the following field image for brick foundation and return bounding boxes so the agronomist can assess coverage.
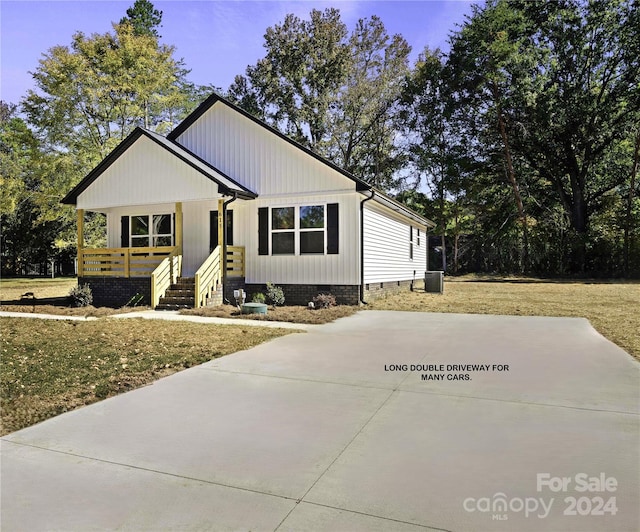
[363,278,423,302]
[223,277,247,304]
[244,283,360,306]
[78,277,151,308]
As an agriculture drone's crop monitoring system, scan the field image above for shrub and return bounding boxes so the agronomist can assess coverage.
[68,283,93,307]
[313,293,336,309]
[266,282,285,306]
[252,292,266,304]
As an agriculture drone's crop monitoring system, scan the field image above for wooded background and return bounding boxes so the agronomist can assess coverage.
[2,0,638,277]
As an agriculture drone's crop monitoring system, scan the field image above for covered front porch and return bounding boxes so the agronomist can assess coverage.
[76,200,245,309]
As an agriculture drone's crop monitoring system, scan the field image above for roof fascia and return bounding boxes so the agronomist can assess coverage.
[363,189,436,228]
[61,128,144,205]
[143,131,257,199]
[61,127,257,205]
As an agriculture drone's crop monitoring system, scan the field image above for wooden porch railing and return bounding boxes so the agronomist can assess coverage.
[151,251,182,309]
[79,246,176,277]
[195,246,222,308]
[226,246,245,277]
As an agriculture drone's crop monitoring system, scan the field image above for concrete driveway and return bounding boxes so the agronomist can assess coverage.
[2,311,639,531]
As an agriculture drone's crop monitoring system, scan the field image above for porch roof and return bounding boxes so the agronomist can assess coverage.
[61,127,257,206]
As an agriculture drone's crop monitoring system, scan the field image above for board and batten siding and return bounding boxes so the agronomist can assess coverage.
[76,136,219,211]
[363,202,428,284]
[239,192,360,286]
[174,103,355,197]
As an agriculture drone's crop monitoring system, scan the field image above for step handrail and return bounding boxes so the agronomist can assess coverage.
[151,250,182,309]
[194,246,221,308]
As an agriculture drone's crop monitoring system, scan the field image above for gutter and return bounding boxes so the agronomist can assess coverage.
[359,190,376,304]
[222,192,238,303]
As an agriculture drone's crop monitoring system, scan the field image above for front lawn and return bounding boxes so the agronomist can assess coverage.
[0,317,296,435]
[0,277,142,317]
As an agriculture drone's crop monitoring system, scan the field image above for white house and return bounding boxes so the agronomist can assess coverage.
[62,93,435,308]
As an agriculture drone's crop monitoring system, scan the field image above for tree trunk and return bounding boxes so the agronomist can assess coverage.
[624,130,640,275]
[497,109,529,273]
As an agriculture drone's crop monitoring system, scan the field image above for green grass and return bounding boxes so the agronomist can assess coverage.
[0,317,297,435]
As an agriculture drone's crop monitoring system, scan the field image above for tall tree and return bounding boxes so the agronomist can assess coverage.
[447,1,536,272]
[229,9,411,189]
[399,50,451,270]
[512,0,640,236]
[120,0,163,38]
[16,1,203,266]
[0,103,77,274]
[23,22,190,164]
[327,16,411,187]
[230,8,350,150]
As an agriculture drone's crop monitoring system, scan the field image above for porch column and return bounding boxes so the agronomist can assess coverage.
[77,209,84,277]
[218,198,225,289]
[217,198,224,250]
[175,202,183,254]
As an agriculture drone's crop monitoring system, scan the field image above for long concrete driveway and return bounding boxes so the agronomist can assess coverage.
[2,311,639,531]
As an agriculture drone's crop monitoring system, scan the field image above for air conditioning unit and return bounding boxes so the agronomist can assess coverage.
[424,271,444,293]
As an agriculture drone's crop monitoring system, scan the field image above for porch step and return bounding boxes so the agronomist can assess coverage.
[157,277,196,311]
[155,277,223,310]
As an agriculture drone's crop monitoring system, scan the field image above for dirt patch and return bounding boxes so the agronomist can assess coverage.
[180,304,358,324]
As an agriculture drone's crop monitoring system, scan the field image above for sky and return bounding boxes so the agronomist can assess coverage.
[1,0,476,106]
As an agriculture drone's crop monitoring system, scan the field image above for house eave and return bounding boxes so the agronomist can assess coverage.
[362,189,436,228]
[61,127,257,206]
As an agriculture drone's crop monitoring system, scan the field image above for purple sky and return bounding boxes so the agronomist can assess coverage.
[1,1,476,106]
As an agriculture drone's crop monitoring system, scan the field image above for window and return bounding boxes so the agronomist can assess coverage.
[271,207,295,255]
[409,225,414,260]
[299,205,324,254]
[129,214,172,247]
[261,204,335,256]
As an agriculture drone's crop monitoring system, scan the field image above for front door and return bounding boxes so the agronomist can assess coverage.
[210,210,233,252]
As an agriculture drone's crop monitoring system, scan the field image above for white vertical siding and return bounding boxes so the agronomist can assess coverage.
[77,136,219,210]
[243,192,360,285]
[363,202,428,284]
[181,200,219,276]
[175,103,355,196]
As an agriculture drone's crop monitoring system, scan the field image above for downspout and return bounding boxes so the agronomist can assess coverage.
[359,190,375,304]
[222,192,238,304]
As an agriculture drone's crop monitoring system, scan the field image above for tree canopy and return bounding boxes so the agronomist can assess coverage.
[2,0,638,277]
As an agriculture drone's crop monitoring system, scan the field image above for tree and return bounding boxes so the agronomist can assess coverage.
[447,1,537,272]
[326,16,411,188]
[120,0,163,38]
[230,8,350,150]
[512,0,640,235]
[23,22,191,163]
[399,50,450,270]
[14,1,204,269]
[0,103,76,275]
[440,0,640,275]
[229,9,411,189]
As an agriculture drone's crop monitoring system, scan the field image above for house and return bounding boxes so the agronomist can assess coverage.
[62,93,435,308]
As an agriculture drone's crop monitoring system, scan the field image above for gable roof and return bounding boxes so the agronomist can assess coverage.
[61,127,257,205]
[169,93,374,191]
[168,92,435,228]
